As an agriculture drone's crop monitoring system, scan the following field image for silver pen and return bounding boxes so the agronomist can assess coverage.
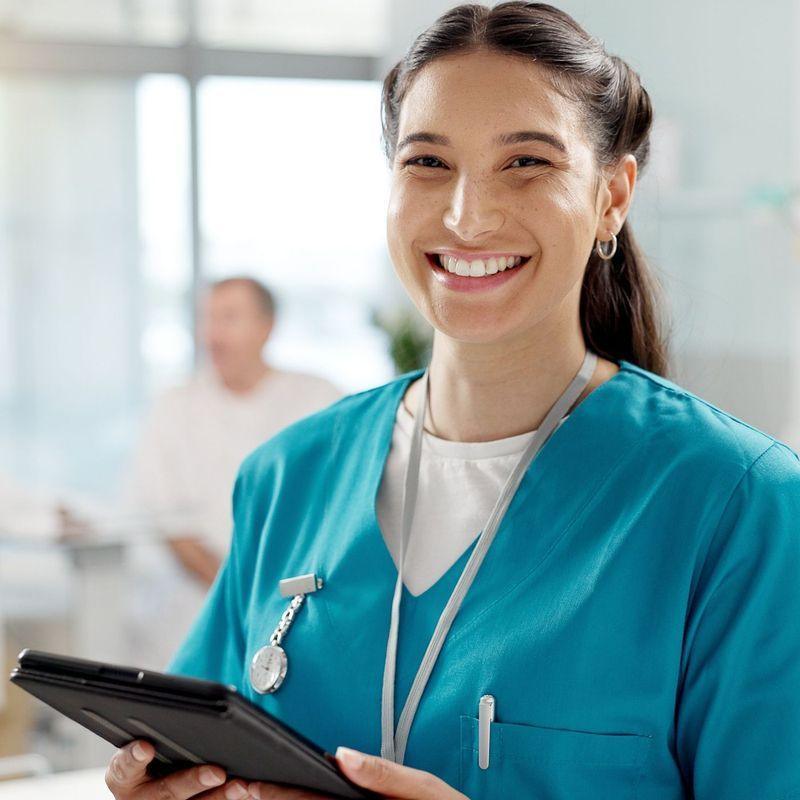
[478,694,495,770]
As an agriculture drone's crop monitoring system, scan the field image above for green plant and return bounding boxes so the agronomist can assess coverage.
[370,306,433,374]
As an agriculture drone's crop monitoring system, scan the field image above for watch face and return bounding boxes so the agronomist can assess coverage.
[250,645,288,694]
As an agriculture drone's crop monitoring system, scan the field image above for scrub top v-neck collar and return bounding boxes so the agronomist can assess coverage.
[365,360,632,592]
[364,359,630,552]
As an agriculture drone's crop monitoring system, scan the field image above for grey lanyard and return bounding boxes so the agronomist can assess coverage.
[380,349,598,764]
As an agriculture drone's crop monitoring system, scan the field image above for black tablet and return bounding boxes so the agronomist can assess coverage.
[9,649,375,799]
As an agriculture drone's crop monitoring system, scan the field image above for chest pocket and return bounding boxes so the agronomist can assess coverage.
[459,715,652,800]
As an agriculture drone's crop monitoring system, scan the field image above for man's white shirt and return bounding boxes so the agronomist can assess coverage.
[124,366,342,667]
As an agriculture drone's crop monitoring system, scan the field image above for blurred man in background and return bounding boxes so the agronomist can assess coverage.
[125,276,342,666]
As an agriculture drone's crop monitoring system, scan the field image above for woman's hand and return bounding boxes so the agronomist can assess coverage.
[105,740,252,800]
[247,747,468,799]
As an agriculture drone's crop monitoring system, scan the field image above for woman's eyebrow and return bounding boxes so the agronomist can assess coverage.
[495,130,568,153]
[396,130,568,154]
[396,132,449,152]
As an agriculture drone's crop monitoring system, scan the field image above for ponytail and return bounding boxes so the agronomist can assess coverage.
[581,222,668,374]
[580,57,668,375]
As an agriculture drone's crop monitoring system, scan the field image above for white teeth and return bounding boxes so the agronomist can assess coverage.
[469,259,485,277]
[434,254,527,277]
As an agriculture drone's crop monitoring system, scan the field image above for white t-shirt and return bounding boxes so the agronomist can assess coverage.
[376,399,566,597]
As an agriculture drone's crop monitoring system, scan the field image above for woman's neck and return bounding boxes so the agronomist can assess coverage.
[408,320,616,443]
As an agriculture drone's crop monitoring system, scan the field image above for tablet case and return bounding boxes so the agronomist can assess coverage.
[9,649,374,799]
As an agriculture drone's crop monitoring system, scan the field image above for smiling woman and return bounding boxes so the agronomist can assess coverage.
[381,11,666,383]
[105,4,800,800]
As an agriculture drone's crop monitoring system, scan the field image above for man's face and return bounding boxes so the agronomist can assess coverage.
[200,283,273,376]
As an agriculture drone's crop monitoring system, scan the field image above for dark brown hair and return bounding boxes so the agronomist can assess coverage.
[380,1,669,375]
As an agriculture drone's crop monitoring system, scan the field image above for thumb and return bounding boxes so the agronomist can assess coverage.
[335,747,464,799]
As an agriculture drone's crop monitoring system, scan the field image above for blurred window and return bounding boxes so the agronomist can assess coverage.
[199,76,394,391]
[0,4,397,497]
[196,0,389,54]
[0,74,192,495]
[0,72,395,495]
[137,75,194,394]
[0,0,389,52]
[0,0,187,45]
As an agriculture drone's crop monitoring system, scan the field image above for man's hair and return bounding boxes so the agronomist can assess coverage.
[209,276,276,318]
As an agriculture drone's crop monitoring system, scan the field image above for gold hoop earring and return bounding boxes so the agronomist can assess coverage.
[595,232,617,261]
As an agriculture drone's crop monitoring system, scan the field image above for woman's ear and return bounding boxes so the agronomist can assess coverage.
[595,153,637,237]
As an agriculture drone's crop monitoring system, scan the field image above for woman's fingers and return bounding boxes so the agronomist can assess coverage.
[144,764,228,800]
[196,778,251,800]
[105,740,155,794]
[105,740,229,799]
[335,747,468,800]
[246,782,328,799]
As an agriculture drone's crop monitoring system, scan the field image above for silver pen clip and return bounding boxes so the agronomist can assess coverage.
[478,694,495,770]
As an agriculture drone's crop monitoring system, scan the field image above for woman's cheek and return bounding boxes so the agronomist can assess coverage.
[387,183,433,268]
[386,186,408,269]
[526,181,597,262]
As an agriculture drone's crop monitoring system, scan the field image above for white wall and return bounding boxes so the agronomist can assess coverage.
[549,1,800,444]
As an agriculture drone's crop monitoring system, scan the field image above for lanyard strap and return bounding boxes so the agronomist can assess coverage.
[380,350,598,764]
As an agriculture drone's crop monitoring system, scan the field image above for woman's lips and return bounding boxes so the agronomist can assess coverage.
[425,252,531,293]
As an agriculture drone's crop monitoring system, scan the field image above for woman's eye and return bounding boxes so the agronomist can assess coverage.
[508,156,549,168]
[403,155,446,169]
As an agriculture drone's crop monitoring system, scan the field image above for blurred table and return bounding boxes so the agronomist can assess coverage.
[0,540,73,622]
[0,530,154,769]
[0,528,157,661]
[65,539,127,663]
[0,767,111,799]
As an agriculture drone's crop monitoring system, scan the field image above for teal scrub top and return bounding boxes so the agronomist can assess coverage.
[168,360,800,800]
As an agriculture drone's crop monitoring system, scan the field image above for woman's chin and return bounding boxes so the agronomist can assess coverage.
[427,309,524,345]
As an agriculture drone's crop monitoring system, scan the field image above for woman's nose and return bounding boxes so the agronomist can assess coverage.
[442,175,504,240]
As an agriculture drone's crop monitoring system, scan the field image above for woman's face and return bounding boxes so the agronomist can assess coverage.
[386,49,632,345]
